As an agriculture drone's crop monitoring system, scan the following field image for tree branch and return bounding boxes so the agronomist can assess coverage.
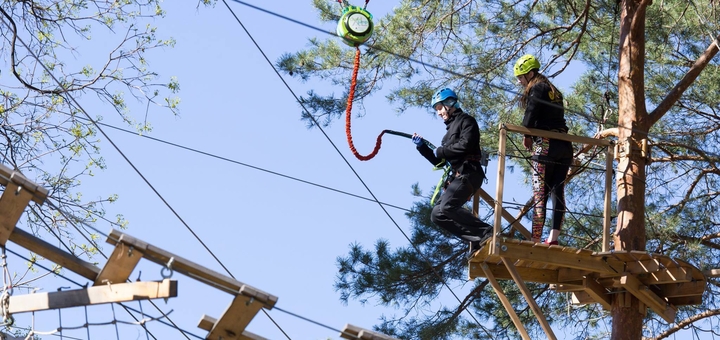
[648,33,720,126]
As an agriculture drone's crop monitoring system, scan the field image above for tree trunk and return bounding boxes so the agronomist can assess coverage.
[612,1,651,339]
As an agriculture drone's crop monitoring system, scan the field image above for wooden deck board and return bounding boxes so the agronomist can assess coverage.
[468,238,706,317]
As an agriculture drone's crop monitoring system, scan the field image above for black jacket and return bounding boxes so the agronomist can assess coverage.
[522,81,567,132]
[522,81,573,161]
[417,109,483,174]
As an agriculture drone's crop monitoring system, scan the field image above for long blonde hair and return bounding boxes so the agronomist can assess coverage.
[520,72,561,109]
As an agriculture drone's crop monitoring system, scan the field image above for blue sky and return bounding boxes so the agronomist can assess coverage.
[2,1,711,339]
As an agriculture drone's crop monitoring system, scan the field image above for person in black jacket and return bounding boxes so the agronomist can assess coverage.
[514,54,573,245]
[412,88,492,259]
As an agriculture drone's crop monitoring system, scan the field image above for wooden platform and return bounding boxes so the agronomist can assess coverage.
[469,238,706,323]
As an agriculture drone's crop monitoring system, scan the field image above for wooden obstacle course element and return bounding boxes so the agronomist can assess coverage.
[8,279,176,314]
[0,182,35,245]
[198,315,267,340]
[0,164,49,205]
[198,286,271,340]
[106,229,276,307]
[9,227,101,280]
[340,324,399,340]
[480,263,531,340]
[468,238,706,323]
[95,236,144,285]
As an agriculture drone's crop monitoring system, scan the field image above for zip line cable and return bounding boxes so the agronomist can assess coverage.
[229,0,720,152]
[79,116,411,213]
[218,0,493,337]
[0,12,221,340]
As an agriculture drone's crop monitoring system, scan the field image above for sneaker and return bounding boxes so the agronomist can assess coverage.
[467,241,480,260]
[467,231,493,260]
[544,240,558,246]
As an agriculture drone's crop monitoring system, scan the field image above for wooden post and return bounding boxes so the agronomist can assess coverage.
[603,145,613,252]
[480,263,531,340]
[501,258,557,340]
[491,124,508,255]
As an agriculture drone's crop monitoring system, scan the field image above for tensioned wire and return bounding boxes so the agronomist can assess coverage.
[0,9,288,339]
[229,0,720,153]
[0,164,376,340]
[217,0,496,337]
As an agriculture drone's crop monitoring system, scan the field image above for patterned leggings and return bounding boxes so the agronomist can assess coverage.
[531,138,570,240]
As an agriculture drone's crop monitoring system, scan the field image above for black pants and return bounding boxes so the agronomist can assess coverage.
[431,171,492,242]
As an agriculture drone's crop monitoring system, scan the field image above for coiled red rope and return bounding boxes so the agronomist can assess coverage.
[345,47,385,161]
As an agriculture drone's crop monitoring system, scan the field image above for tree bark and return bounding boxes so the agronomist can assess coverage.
[612,0,651,339]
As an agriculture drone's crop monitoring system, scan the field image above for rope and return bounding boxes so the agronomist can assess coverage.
[345,47,385,161]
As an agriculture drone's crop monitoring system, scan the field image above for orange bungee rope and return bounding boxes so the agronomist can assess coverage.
[344,48,386,161]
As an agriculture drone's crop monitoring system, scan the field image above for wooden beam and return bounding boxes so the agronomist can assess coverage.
[480,263,531,340]
[0,164,48,204]
[501,258,557,340]
[198,315,268,340]
[503,124,613,147]
[107,229,277,307]
[477,188,530,240]
[202,286,269,340]
[469,262,559,284]
[651,281,706,298]
[496,240,624,274]
[581,277,612,310]
[9,227,101,281]
[8,280,177,314]
[570,291,595,305]
[340,324,399,340]
[0,183,34,244]
[617,275,676,323]
[703,269,720,277]
[95,240,143,285]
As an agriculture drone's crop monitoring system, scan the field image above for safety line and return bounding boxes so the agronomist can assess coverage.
[219,1,493,337]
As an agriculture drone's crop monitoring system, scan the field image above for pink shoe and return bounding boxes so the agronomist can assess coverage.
[544,240,558,246]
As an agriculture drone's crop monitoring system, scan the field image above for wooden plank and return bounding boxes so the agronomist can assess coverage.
[95,240,143,285]
[617,275,676,323]
[667,296,703,306]
[198,315,268,340]
[8,280,177,314]
[469,262,559,284]
[625,258,660,274]
[571,291,595,305]
[582,276,612,310]
[205,286,267,340]
[0,165,48,204]
[497,240,624,274]
[477,188,530,240]
[340,324,400,340]
[107,230,277,307]
[650,266,692,284]
[503,124,613,146]
[501,258,557,340]
[0,183,34,244]
[9,227,101,280]
[480,263,531,340]
[651,281,706,298]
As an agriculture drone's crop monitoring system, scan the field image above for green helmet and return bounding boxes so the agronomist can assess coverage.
[514,54,541,77]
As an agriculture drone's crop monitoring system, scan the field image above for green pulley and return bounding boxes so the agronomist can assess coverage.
[336,6,374,47]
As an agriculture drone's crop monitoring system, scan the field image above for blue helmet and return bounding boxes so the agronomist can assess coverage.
[431,88,459,109]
